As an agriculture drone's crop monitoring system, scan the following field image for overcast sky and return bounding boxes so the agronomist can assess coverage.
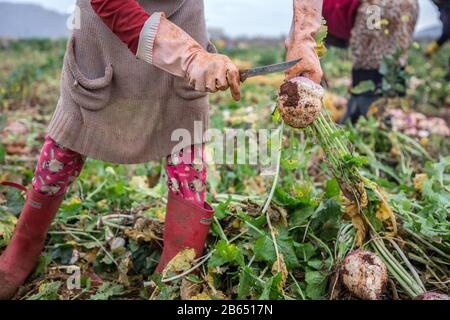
[0,0,442,37]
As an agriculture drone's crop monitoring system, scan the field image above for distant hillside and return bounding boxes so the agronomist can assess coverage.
[0,2,70,39]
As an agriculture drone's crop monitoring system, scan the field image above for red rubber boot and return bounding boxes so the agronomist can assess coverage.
[156,193,214,273]
[0,186,64,299]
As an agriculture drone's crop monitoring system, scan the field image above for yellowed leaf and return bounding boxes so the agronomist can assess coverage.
[124,227,158,243]
[352,215,367,247]
[354,182,368,210]
[343,200,359,219]
[190,293,211,300]
[156,209,165,222]
[413,174,427,192]
[231,218,241,229]
[271,254,288,290]
[374,189,398,237]
[420,137,429,146]
[67,197,81,205]
[341,183,370,246]
[376,200,391,221]
[315,42,327,58]
[163,248,196,275]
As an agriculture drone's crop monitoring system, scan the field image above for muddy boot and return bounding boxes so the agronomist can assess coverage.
[340,93,381,124]
[0,185,64,299]
[341,69,383,124]
[156,193,214,273]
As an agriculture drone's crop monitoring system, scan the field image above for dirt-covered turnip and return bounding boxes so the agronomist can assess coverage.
[341,250,388,300]
[277,77,324,128]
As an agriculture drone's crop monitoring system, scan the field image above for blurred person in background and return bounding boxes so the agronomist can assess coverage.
[426,0,450,81]
[426,0,450,53]
[322,0,419,123]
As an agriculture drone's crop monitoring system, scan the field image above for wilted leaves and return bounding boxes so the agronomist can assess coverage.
[180,277,203,300]
[342,183,369,246]
[271,254,288,289]
[163,248,196,276]
[124,218,163,243]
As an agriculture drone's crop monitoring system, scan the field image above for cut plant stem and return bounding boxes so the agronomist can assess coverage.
[213,216,229,243]
[371,235,424,297]
[388,238,426,292]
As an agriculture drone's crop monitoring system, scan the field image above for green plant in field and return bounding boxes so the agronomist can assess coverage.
[2,63,42,103]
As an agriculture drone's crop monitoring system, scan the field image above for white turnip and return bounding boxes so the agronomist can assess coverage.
[341,249,388,300]
[277,77,324,129]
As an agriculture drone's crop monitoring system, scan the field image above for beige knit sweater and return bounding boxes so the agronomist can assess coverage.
[350,0,419,70]
[47,0,215,164]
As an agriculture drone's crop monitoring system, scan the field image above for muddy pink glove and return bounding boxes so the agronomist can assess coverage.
[137,13,241,101]
[285,0,324,84]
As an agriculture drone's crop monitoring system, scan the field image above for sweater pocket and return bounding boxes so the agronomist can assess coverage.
[64,38,114,111]
[173,77,208,101]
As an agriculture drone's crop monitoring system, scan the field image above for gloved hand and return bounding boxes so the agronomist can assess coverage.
[285,0,324,84]
[138,13,241,101]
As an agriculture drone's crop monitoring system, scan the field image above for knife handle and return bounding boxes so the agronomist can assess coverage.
[239,70,249,83]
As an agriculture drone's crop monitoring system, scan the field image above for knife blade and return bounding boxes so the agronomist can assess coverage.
[239,58,301,83]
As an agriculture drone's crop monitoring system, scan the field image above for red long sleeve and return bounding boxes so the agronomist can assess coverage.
[91,0,150,54]
[322,0,359,41]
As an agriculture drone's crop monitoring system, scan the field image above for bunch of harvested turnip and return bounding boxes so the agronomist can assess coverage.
[277,77,324,128]
[274,19,444,302]
[278,77,396,242]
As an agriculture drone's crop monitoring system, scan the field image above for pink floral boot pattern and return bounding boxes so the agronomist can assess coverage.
[32,136,85,196]
[166,144,207,208]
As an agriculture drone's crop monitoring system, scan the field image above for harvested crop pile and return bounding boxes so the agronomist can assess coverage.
[277,77,324,128]
[384,109,450,138]
[341,250,388,300]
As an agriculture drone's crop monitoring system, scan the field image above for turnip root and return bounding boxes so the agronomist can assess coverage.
[341,250,388,300]
[415,292,450,300]
[277,77,324,128]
